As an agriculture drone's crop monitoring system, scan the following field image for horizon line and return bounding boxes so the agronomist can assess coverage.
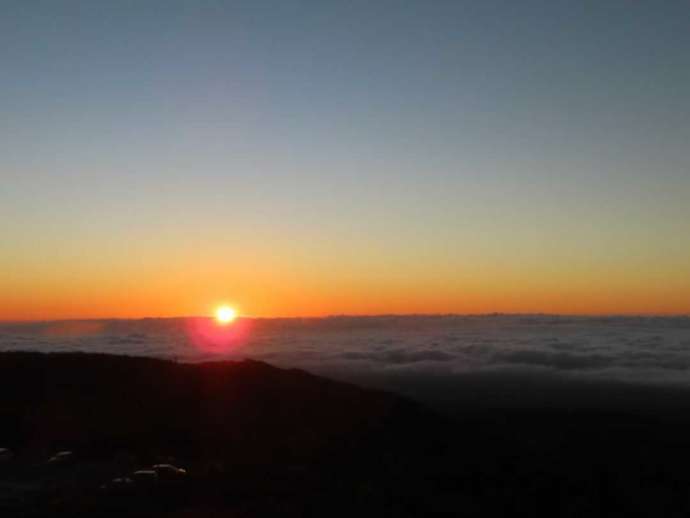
[2,311,689,324]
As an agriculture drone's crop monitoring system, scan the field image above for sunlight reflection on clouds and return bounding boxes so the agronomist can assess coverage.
[2,315,690,386]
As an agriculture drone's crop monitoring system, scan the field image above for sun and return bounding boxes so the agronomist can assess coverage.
[215,305,237,325]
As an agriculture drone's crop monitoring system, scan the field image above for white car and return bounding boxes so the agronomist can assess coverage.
[152,463,187,480]
[47,451,73,464]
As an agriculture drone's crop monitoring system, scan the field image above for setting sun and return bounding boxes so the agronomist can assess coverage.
[215,305,237,325]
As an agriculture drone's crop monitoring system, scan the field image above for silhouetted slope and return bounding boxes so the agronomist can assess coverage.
[0,352,454,517]
[5,352,690,517]
[0,353,446,462]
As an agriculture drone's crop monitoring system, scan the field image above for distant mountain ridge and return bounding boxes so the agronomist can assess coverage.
[0,352,447,464]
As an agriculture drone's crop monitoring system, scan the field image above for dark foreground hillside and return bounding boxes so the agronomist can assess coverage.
[3,352,690,517]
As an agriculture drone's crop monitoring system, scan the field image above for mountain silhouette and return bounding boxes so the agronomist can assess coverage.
[5,352,690,517]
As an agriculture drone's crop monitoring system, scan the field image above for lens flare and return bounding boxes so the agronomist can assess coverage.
[215,305,237,325]
[186,306,249,354]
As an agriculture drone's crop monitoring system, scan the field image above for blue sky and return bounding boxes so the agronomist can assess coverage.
[2,1,689,318]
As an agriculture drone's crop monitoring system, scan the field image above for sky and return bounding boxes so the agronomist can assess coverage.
[2,1,689,320]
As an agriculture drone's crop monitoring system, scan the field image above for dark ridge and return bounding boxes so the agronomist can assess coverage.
[4,352,690,517]
[0,352,454,517]
[0,352,446,462]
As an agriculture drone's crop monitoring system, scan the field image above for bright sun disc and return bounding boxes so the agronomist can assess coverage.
[215,306,237,324]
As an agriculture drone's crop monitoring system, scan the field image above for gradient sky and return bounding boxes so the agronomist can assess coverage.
[2,1,689,320]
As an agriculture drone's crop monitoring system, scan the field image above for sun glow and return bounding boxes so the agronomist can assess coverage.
[215,305,237,325]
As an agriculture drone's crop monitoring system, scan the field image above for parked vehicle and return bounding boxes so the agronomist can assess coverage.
[152,464,187,480]
[47,451,73,464]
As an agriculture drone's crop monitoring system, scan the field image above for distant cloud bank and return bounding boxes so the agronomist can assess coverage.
[2,315,690,387]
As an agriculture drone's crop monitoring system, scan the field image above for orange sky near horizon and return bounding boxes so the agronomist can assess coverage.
[3,3,690,322]
[3,246,689,320]
[3,196,689,321]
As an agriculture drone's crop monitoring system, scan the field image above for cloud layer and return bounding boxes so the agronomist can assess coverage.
[3,315,690,387]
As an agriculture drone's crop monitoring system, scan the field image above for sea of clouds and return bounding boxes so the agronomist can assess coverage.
[2,315,690,389]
